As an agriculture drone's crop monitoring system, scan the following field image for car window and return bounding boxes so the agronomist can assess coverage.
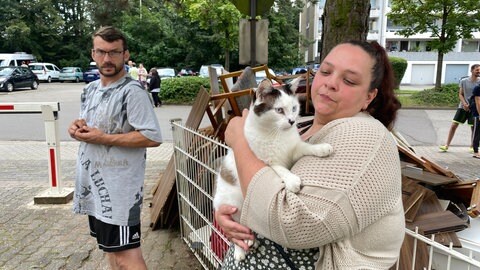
[62,68,73,72]
[20,68,28,75]
[29,65,42,70]
[46,65,53,71]
[0,67,13,75]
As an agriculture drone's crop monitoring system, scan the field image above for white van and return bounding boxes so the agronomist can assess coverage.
[28,62,61,83]
[0,52,36,67]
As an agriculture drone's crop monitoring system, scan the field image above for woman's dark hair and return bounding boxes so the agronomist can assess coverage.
[342,40,401,130]
[92,26,128,51]
[150,68,159,77]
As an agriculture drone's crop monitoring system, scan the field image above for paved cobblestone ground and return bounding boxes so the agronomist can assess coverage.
[1,140,480,270]
[0,141,202,270]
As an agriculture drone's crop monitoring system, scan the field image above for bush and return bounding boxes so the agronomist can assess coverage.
[410,83,459,107]
[389,56,408,89]
[160,76,212,104]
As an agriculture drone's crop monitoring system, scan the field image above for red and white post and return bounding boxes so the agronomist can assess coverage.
[0,102,73,204]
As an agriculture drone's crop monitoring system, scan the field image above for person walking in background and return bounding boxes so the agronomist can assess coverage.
[471,84,480,158]
[128,61,139,80]
[138,63,148,89]
[67,26,162,269]
[148,68,162,107]
[439,64,480,152]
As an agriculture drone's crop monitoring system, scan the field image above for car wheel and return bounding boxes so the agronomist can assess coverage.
[47,76,52,83]
[31,81,39,90]
[6,82,14,92]
[75,77,80,83]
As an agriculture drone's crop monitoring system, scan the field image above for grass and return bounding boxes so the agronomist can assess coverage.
[395,88,457,109]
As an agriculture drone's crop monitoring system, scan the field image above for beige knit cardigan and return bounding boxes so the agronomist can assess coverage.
[240,112,405,270]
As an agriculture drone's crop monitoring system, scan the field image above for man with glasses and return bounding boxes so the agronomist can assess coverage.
[68,26,162,269]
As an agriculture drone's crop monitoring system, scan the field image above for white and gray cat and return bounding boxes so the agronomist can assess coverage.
[213,78,333,262]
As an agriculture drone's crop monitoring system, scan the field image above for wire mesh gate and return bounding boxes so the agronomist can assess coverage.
[172,121,230,269]
[172,121,480,270]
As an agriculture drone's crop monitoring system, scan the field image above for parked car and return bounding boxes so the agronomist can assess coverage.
[157,68,176,79]
[291,66,308,75]
[83,62,100,83]
[59,67,83,83]
[199,64,224,78]
[255,68,276,85]
[0,52,36,67]
[177,68,197,76]
[0,66,39,92]
[28,62,60,83]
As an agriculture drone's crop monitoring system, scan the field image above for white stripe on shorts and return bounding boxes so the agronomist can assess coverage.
[120,226,129,246]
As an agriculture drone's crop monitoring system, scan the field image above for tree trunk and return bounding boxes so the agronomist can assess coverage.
[435,51,443,89]
[320,0,370,62]
[225,29,230,71]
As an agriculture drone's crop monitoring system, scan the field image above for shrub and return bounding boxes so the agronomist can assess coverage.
[389,56,408,89]
[160,76,212,104]
[411,83,459,107]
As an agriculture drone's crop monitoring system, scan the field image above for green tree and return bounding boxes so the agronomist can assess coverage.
[320,0,370,62]
[265,0,304,71]
[53,0,94,67]
[388,0,480,89]
[171,0,242,70]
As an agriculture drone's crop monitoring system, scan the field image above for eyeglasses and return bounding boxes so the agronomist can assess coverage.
[92,49,124,58]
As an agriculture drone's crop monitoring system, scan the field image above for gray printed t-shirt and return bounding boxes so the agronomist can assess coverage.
[459,77,480,108]
[73,75,162,226]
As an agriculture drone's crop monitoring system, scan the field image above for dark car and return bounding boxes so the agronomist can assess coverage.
[0,66,39,92]
[83,67,100,83]
[177,68,197,76]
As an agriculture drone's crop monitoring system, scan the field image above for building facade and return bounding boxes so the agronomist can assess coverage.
[300,0,480,85]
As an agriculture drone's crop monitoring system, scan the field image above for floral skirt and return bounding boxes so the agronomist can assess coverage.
[221,233,319,270]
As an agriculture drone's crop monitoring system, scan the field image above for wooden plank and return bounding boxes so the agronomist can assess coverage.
[150,88,212,230]
[150,157,176,229]
[407,211,468,235]
[404,188,426,222]
[390,234,430,270]
[421,156,458,179]
[469,182,480,218]
[402,166,458,186]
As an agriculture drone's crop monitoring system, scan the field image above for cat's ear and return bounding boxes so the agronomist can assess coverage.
[287,76,302,94]
[256,78,273,97]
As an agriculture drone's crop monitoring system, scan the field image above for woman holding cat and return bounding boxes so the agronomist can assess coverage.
[216,40,403,269]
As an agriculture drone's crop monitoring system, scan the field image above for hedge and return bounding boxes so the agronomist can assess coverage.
[389,56,408,89]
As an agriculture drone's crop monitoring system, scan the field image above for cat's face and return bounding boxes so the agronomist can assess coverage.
[251,78,301,130]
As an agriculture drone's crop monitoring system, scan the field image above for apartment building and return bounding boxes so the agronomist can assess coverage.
[299,0,480,85]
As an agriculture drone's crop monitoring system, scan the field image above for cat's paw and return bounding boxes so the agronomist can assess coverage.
[234,244,247,262]
[284,174,301,193]
[245,239,255,247]
[312,143,333,157]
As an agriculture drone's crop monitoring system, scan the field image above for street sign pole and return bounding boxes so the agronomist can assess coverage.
[250,0,256,67]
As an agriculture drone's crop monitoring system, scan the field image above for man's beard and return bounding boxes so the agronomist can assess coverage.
[99,62,123,77]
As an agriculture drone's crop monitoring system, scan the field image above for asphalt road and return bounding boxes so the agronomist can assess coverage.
[0,82,472,147]
[0,82,209,142]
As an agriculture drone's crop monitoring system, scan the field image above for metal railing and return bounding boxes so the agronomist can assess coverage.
[172,121,480,270]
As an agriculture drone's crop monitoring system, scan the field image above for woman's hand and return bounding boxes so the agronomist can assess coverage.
[215,204,255,251]
[224,109,249,148]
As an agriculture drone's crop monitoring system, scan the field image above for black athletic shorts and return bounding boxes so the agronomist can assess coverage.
[88,215,141,252]
[453,108,474,125]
